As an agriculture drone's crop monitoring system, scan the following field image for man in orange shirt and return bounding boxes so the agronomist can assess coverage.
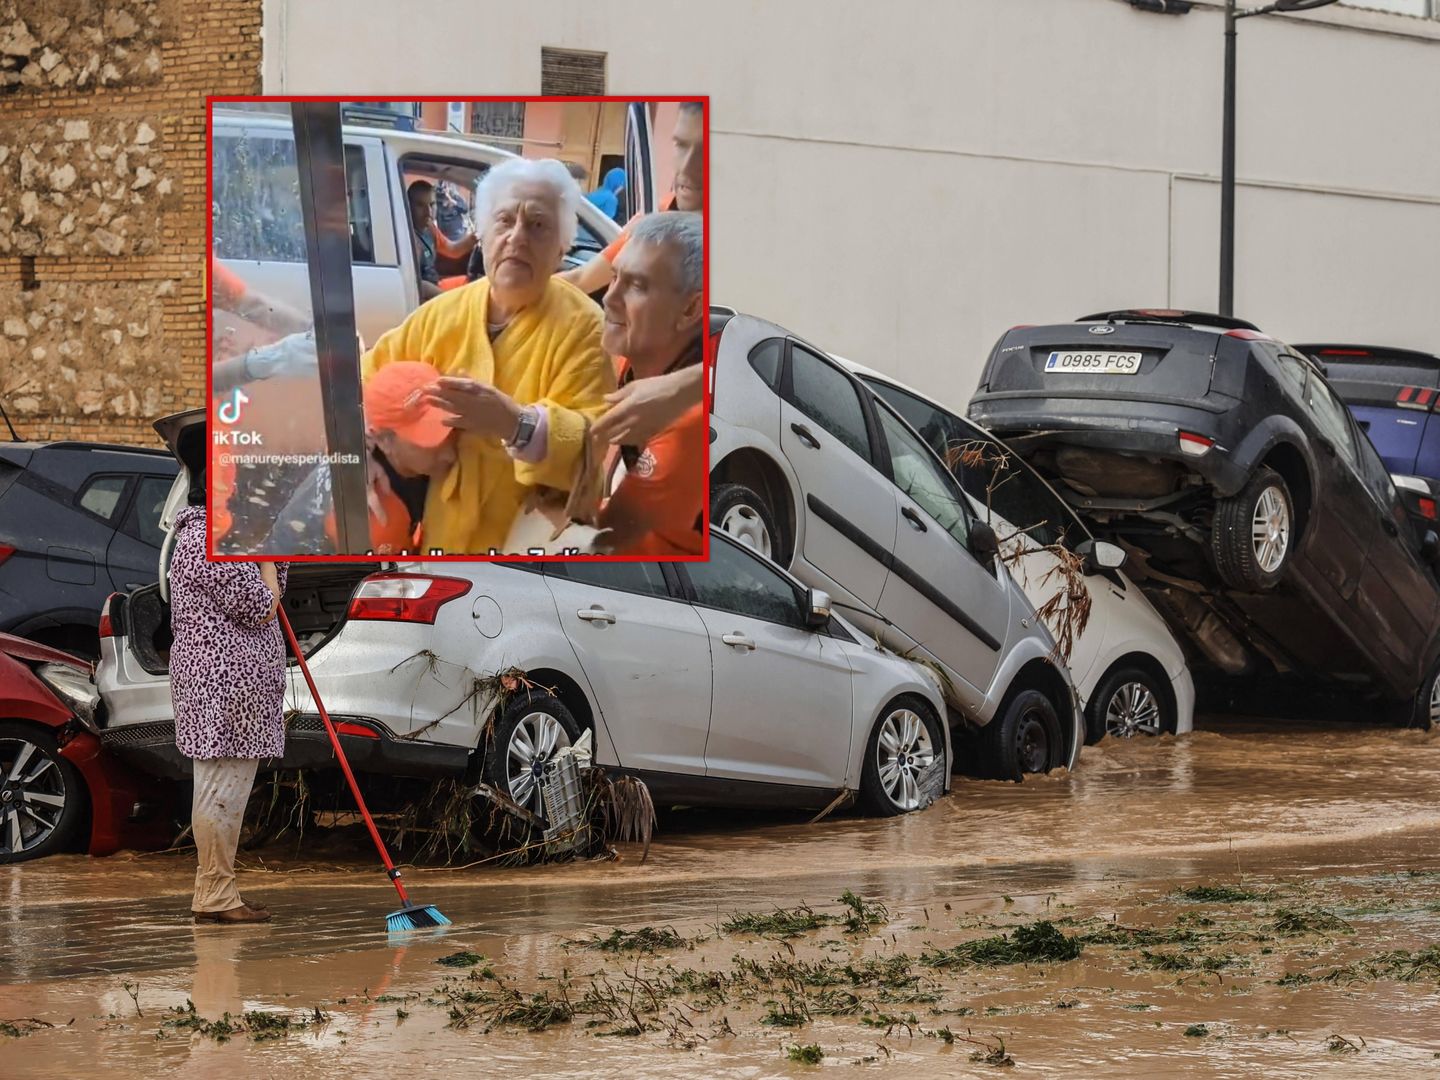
[597,212,705,557]
[260,361,457,555]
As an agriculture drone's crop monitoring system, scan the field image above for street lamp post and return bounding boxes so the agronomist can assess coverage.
[1219,0,1339,317]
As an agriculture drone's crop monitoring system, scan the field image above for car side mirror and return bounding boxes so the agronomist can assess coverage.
[969,521,1000,561]
[805,588,832,629]
[1423,530,1440,565]
[1076,538,1127,574]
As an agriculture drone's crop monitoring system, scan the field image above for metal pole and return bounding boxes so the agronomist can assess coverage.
[1219,0,1238,317]
[291,101,370,555]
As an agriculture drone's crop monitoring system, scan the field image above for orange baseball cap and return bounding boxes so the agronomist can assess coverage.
[364,361,451,448]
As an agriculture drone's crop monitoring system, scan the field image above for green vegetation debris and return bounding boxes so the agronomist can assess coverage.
[787,1043,824,1064]
[922,921,1082,968]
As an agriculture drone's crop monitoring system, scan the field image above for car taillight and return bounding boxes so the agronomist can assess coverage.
[347,574,471,624]
[98,592,120,638]
[1420,497,1438,521]
[334,721,380,739]
[0,544,14,566]
[1319,348,1371,357]
[1178,431,1214,457]
[1396,386,1437,411]
[1224,328,1271,341]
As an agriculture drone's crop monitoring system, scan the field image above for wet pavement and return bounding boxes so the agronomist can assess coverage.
[5,717,1440,1077]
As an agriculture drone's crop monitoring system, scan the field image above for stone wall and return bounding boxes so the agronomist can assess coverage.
[0,0,262,446]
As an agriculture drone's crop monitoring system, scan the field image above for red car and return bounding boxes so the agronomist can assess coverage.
[0,632,176,863]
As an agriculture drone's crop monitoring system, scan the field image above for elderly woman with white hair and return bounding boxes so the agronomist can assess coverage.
[361,158,614,554]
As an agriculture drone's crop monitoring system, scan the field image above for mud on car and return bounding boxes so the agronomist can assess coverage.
[969,309,1440,726]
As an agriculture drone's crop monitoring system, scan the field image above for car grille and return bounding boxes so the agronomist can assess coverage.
[99,721,175,748]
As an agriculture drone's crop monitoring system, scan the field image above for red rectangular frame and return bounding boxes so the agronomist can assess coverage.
[205,94,711,565]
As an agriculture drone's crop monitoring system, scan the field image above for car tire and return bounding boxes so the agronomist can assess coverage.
[1085,665,1174,743]
[1211,467,1294,592]
[711,482,787,564]
[1408,657,1440,730]
[481,692,582,822]
[859,695,946,817]
[977,689,1064,783]
[0,722,86,864]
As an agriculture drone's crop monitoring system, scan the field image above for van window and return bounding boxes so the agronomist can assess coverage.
[213,131,375,265]
[77,475,128,522]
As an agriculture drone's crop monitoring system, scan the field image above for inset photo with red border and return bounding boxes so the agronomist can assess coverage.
[204,96,708,561]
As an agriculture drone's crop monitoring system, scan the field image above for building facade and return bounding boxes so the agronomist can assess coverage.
[0,0,263,447]
[265,0,1440,408]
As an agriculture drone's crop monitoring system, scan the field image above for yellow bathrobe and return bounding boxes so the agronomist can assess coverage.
[361,277,614,554]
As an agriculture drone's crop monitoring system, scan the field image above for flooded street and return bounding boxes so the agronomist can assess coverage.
[5,716,1440,1077]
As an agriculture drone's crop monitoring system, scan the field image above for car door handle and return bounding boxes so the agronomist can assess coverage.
[721,632,755,651]
[901,506,928,532]
[576,607,616,624]
[790,422,820,449]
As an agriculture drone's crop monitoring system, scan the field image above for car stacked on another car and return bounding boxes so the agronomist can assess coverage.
[0,438,177,661]
[832,357,1194,745]
[969,309,1440,727]
[707,307,1083,781]
[1295,343,1440,543]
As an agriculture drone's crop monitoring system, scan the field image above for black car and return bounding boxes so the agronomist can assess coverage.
[1293,343,1440,542]
[968,309,1440,723]
[0,440,178,660]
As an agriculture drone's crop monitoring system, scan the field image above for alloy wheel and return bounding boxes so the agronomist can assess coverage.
[1251,486,1290,574]
[876,708,935,811]
[506,712,572,814]
[1430,675,1440,728]
[1104,681,1163,738]
[720,503,772,559]
[0,737,67,858]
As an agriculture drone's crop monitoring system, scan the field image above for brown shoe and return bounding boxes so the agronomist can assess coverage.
[193,904,271,924]
[240,896,267,911]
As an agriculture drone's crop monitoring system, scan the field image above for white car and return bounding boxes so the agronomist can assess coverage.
[707,308,1084,781]
[833,358,1195,743]
[91,413,951,820]
[211,109,631,347]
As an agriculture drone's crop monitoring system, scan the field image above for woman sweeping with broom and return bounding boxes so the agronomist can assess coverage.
[169,449,286,925]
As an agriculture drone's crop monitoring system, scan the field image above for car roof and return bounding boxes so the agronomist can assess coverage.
[0,440,172,463]
[213,111,521,166]
[1293,343,1440,367]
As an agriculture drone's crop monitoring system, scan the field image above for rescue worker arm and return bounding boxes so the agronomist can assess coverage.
[514,324,617,491]
[556,252,615,295]
[596,411,706,549]
[592,365,705,447]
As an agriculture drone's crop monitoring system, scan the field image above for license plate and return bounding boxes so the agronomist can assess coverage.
[1044,350,1142,375]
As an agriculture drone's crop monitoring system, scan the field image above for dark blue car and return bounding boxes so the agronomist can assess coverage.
[0,440,178,660]
[1296,344,1440,538]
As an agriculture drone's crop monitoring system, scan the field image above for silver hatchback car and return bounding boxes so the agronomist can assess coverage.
[707,308,1083,781]
[90,413,951,821]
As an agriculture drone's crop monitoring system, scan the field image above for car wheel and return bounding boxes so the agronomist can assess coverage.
[711,482,787,564]
[1407,658,1440,730]
[860,695,945,817]
[482,692,581,820]
[0,722,86,864]
[1086,666,1174,743]
[978,689,1063,783]
[1211,467,1294,592]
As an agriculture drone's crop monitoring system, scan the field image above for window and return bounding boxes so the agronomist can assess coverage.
[212,131,374,264]
[748,339,782,389]
[787,345,872,462]
[1305,375,1359,467]
[470,101,527,141]
[540,48,606,96]
[125,476,173,548]
[875,404,971,548]
[343,145,375,265]
[1341,0,1432,15]
[685,537,807,629]
[1269,345,1311,402]
[548,560,672,599]
[77,475,128,522]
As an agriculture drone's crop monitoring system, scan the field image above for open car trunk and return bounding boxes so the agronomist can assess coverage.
[123,564,377,675]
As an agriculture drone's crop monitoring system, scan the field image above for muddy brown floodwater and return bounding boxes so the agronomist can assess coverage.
[5,717,1440,1078]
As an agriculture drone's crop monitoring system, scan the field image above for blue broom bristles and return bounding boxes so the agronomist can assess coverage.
[387,903,451,932]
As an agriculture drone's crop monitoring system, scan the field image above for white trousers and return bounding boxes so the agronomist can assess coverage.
[191,757,259,913]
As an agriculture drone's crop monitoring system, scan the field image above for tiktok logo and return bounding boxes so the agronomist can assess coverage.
[217,387,250,425]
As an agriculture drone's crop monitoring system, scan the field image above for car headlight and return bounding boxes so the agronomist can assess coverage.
[35,662,101,734]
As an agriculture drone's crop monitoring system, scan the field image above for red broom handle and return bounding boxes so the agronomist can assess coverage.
[276,606,413,906]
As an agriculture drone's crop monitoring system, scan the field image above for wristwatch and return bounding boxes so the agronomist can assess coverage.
[506,406,539,450]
